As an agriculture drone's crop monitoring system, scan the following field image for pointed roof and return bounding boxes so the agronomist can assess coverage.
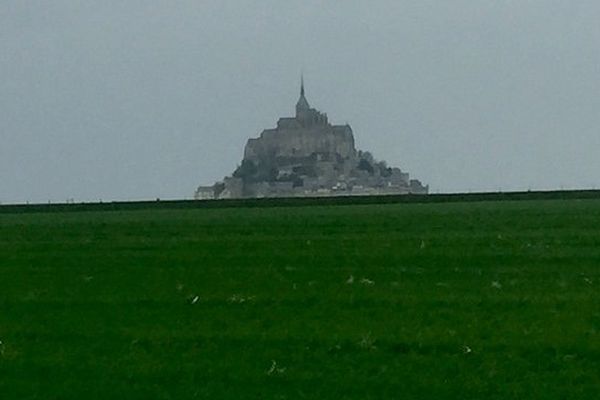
[296,76,310,111]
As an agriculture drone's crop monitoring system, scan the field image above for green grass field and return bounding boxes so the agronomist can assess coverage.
[1,199,599,399]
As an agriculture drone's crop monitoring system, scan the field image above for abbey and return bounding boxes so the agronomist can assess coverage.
[195,80,428,199]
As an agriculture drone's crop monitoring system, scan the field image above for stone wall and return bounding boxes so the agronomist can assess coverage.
[244,123,356,162]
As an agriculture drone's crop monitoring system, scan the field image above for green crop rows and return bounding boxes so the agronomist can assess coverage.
[1,199,599,399]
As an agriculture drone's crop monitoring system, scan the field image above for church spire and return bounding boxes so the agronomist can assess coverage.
[296,74,310,114]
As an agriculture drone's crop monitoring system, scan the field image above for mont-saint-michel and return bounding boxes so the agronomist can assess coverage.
[196,80,428,199]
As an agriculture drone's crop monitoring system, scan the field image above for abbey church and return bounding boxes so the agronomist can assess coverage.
[196,80,428,199]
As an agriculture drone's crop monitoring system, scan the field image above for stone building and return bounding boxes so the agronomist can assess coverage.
[195,79,428,199]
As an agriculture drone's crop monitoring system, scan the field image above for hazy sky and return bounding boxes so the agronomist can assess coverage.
[2,1,600,203]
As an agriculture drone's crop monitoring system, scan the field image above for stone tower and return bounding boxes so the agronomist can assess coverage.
[294,77,328,127]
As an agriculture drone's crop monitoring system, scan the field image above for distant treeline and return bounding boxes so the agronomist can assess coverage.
[2,190,600,214]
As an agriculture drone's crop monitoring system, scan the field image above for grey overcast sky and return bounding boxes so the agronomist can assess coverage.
[2,1,600,203]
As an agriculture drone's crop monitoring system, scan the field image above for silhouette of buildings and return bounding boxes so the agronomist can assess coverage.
[196,79,428,199]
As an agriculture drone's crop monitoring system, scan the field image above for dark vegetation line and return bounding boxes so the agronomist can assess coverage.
[2,189,600,214]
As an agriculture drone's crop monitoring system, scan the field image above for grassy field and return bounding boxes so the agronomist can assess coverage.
[1,199,599,399]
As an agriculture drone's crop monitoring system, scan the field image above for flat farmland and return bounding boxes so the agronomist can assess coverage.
[1,199,599,399]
